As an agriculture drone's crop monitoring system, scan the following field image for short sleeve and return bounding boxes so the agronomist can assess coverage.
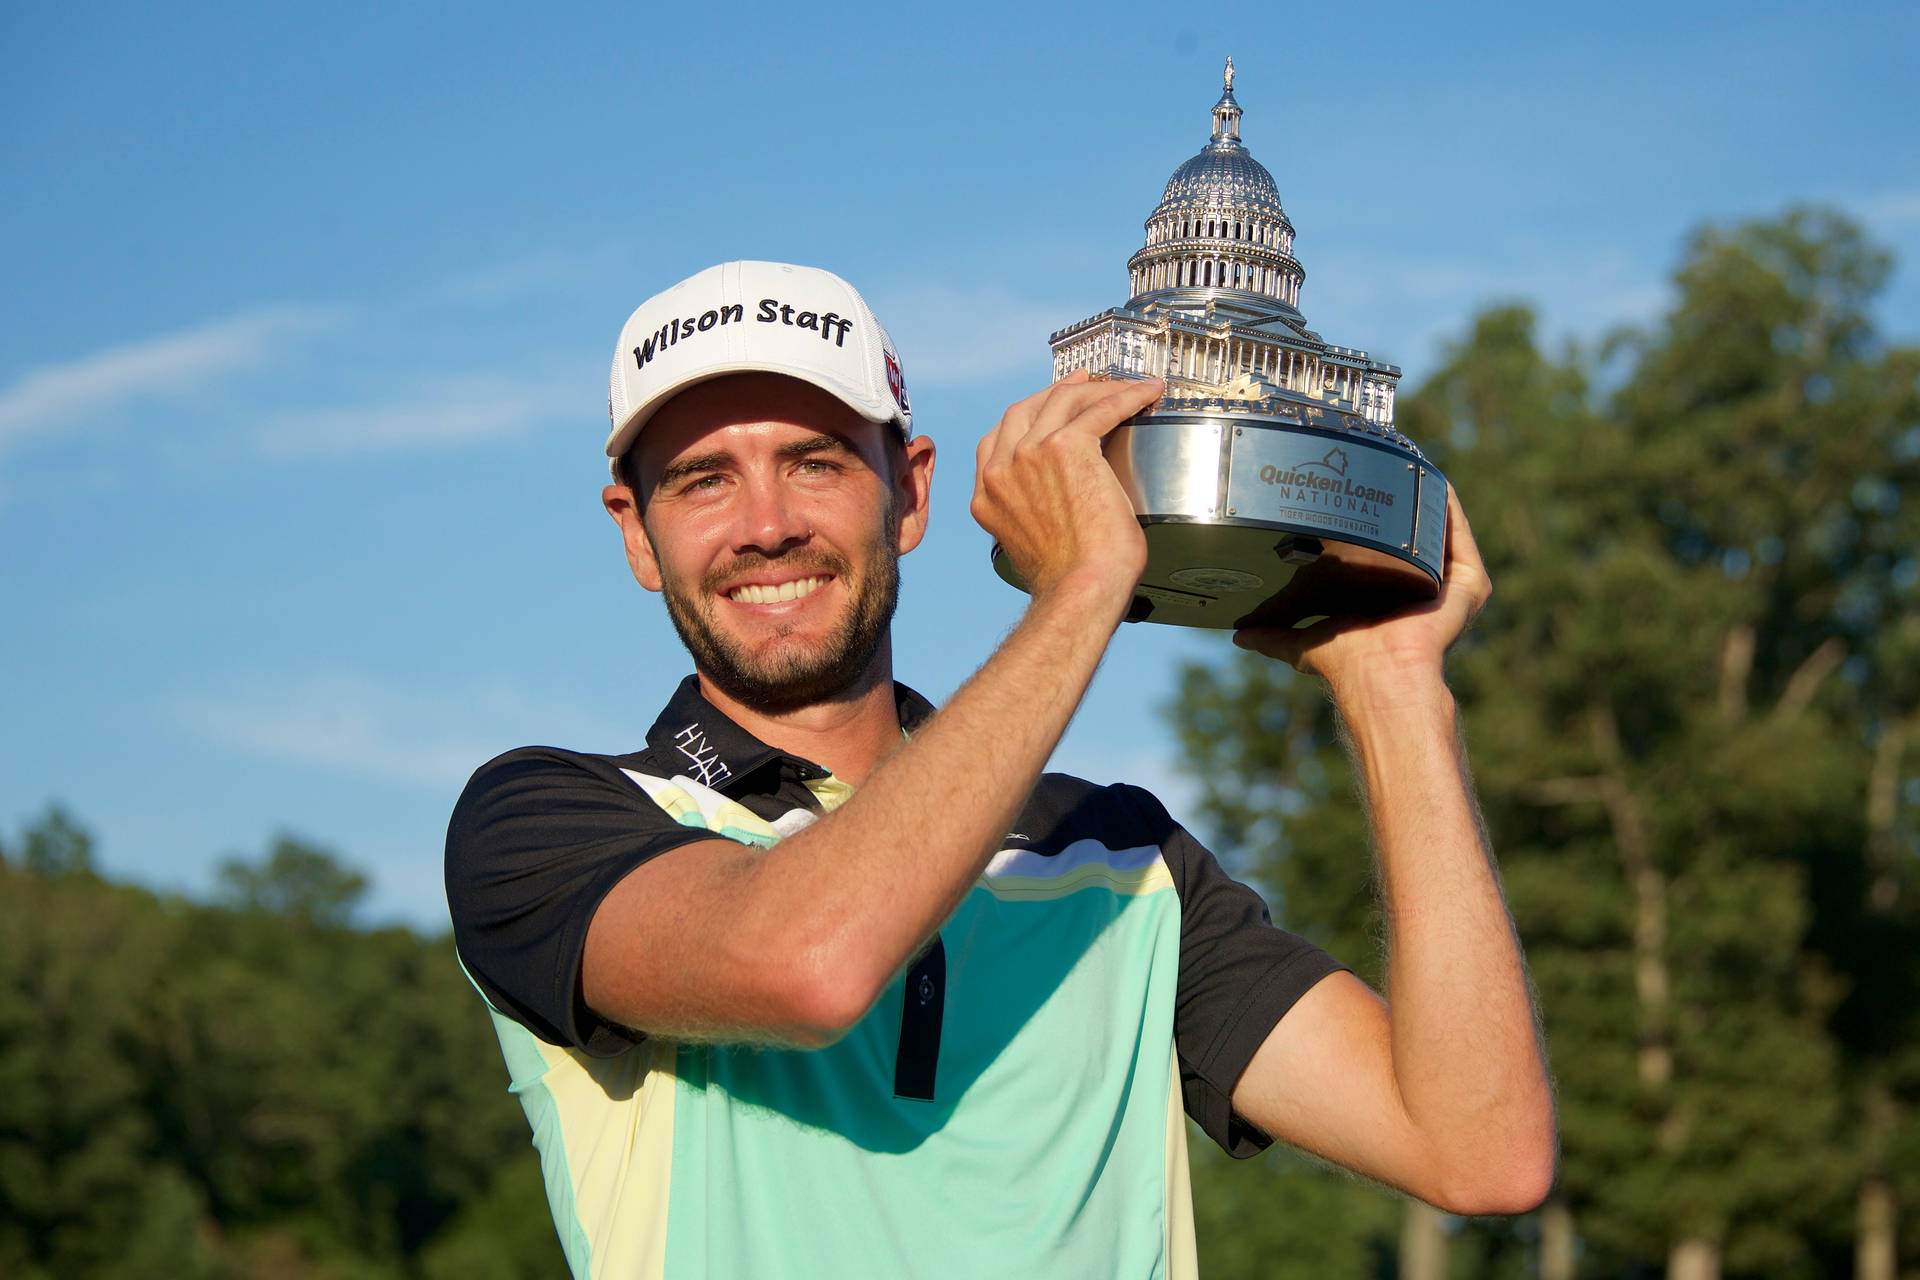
[1116,785,1348,1158]
[444,747,717,1056]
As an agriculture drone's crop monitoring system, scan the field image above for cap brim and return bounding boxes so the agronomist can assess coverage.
[605,364,905,462]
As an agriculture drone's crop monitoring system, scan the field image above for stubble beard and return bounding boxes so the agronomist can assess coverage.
[655,523,901,715]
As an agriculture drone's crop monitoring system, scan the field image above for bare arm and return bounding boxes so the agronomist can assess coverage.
[1228,491,1556,1214]
[583,373,1164,1046]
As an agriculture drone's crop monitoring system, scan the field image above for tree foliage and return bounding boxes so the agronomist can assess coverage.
[1179,207,1920,1278]
[0,806,563,1280]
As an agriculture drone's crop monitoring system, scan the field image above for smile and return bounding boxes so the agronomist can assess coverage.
[726,576,830,605]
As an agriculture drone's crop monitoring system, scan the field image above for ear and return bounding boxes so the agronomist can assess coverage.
[602,483,664,593]
[893,435,936,556]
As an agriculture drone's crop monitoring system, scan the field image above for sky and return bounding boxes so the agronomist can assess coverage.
[3,1,1917,926]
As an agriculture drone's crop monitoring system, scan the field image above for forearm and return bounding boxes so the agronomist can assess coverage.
[743,569,1133,1027]
[1338,675,1555,1195]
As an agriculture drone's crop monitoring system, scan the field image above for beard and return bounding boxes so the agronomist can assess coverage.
[655,521,901,715]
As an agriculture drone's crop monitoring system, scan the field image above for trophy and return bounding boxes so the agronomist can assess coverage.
[992,59,1449,629]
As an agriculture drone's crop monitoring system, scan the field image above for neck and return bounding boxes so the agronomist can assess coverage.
[694,640,904,786]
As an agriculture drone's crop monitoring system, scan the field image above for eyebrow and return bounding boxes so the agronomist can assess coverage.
[655,449,733,490]
[654,433,859,490]
[774,432,859,462]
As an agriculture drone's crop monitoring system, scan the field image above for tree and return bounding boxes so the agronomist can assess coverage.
[1172,207,1920,1277]
[216,835,368,927]
[0,815,562,1278]
[20,804,95,877]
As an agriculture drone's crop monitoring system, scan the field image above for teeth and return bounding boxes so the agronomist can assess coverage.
[730,576,825,605]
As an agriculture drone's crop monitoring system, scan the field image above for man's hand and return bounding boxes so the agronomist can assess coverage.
[1231,487,1491,702]
[971,370,1164,610]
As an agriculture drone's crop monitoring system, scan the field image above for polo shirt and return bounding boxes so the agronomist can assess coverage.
[446,676,1343,1279]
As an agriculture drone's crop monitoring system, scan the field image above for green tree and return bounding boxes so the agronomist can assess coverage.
[21,804,96,877]
[1172,207,1920,1278]
[0,815,563,1279]
[0,815,224,1279]
[215,834,368,927]
[1606,208,1920,1280]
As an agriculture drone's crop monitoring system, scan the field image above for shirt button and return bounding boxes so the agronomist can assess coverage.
[917,974,935,1004]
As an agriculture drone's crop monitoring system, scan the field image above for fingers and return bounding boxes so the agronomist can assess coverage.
[971,372,1162,601]
[975,370,1089,472]
[985,373,1162,473]
[1441,487,1486,581]
[1232,488,1492,678]
[1436,485,1492,626]
[1232,616,1345,674]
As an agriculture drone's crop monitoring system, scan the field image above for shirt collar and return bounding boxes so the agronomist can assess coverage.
[642,675,936,796]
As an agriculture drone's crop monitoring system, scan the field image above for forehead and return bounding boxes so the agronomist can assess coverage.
[633,372,880,480]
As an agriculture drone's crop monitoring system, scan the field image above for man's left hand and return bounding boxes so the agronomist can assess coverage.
[1230,487,1491,702]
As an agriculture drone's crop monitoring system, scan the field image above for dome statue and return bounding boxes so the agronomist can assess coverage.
[1127,60,1305,318]
[1002,61,1449,632]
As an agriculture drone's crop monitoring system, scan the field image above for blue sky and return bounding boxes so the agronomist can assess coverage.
[4,1,1917,925]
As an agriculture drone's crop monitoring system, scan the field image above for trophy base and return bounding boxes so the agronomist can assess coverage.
[990,402,1450,630]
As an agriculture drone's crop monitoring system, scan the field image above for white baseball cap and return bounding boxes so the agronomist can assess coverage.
[606,260,912,469]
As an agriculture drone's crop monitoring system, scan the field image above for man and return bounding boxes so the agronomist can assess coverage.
[445,260,1554,1279]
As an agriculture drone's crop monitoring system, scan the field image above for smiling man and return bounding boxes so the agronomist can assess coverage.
[444,260,1555,1279]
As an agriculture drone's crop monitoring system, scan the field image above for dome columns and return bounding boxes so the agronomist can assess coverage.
[1053,62,1402,429]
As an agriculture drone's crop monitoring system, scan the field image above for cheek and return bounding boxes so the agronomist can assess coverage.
[642,509,722,572]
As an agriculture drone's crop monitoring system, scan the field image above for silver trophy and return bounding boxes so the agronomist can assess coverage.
[993,59,1448,629]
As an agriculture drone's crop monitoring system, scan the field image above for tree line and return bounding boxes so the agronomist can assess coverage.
[2,207,1914,1278]
[0,817,564,1279]
[1174,207,1920,1278]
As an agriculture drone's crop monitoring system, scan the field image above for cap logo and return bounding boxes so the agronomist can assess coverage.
[884,349,910,415]
[632,302,746,371]
[631,297,856,373]
[754,298,855,346]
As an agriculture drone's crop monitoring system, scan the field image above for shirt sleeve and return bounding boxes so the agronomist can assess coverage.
[444,746,717,1056]
[1115,784,1349,1158]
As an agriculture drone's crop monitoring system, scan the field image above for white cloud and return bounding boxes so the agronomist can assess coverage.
[0,305,345,451]
[867,282,1077,386]
[1303,242,1673,377]
[870,246,1673,393]
[253,374,581,458]
[172,674,628,792]
[441,247,615,302]
[1857,189,1920,231]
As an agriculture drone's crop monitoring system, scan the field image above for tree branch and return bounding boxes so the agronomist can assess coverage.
[1866,713,1913,912]
[1588,702,1672,1094]
[1718,623,1755,724]
[1772,637,1846,722]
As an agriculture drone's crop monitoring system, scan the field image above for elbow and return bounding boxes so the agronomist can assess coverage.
[1436,1171,1554,1218]
[1429,1133,1558,1217]
[766,942,889,1049]
[776,981,873,1049]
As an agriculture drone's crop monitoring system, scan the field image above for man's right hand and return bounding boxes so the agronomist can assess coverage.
[970,370,1164,610]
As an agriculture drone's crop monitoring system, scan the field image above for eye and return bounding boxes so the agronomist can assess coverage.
[678,472,727,495]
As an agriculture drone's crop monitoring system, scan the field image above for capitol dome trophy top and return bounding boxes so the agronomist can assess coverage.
[991,60,1449,629]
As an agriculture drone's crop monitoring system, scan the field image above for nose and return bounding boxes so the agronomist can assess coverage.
[731,473,812,557]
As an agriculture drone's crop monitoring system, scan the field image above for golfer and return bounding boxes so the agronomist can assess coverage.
[445,260,1555,1279]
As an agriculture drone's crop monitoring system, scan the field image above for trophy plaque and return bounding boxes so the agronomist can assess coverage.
[991,59,1448,629]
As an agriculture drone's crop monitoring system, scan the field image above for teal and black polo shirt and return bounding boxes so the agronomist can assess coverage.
[446,676,1344,1279]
